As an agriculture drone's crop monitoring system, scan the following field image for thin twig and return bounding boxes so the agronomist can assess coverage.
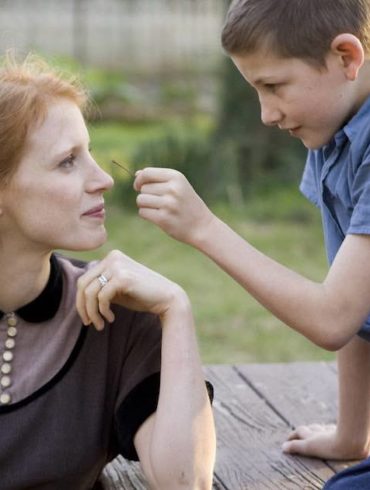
[111,159,135,177]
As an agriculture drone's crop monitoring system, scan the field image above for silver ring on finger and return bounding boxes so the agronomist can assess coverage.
[97,274,109,289]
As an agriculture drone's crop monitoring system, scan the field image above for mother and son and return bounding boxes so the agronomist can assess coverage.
[0,0,370,488]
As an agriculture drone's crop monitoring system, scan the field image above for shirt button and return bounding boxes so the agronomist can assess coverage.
[5,338,15,349]
[7,326,17,338]
[0,392,11,404]
[6,315,17,327]
[1,363,11,374]
[0,376,11,388]
[3,351,13,362]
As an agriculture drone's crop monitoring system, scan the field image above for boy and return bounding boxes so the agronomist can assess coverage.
[134,0,370,487]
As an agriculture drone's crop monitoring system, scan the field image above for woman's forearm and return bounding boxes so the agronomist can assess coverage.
[143,292,216,489]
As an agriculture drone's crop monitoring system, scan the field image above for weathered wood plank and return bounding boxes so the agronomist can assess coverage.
[235,362,338,426]
[101,363,355,489]
[100,457,147,489]
[236,362,355,475]
[204,365,335,489]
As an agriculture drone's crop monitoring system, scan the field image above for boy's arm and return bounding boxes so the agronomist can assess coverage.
[283,335,370,459]
[134,168,370,350]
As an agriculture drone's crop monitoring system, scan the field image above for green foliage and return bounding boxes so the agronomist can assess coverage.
[209,58,307,200]
[101,119,215,207]
[122,58,308,205]
[78,120,332,363]
[70,200,332,364]
[44,54,145,121]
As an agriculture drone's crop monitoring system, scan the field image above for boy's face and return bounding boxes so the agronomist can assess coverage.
[232,50,356,149]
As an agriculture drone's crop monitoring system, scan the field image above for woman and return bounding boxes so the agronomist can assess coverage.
[0,55,216,489]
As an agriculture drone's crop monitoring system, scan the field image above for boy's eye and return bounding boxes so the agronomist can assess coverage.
[263,82,283,94]
[59,154,76,168]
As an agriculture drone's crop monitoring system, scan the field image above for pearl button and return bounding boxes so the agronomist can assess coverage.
[7,326,17,338]
[0,392,11,404]
[3,351,13,362]
[1,363,11,374]
[6,316,17,327]
[5,338,15,349]
[1,376,11,388]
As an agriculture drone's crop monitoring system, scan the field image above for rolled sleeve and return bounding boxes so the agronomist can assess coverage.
[348,158,370,235]
[115,372,161,461]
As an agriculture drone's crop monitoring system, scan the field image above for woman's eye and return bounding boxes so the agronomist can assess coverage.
[59,155,75,168]
[265,83,276,91]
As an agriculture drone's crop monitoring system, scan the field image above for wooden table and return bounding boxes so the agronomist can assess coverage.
[100,362,356,490]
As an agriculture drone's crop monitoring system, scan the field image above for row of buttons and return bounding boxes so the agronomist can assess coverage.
[0,313,17,405]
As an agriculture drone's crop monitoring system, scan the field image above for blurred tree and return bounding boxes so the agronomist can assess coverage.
[208,56,306,202]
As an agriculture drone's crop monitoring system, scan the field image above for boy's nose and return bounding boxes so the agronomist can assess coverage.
[260,102,283,127]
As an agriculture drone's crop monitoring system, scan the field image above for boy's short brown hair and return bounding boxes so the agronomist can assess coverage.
[222,0,370,65]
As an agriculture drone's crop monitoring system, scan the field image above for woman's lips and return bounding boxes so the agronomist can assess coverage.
[82,204,105,219]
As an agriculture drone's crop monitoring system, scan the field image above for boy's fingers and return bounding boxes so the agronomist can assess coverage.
[139,182,169,196]
[136,194,164,209]
[287,425,311,440]
[138,207,165,226]
[135,167,177,187]
[282,440,309,455]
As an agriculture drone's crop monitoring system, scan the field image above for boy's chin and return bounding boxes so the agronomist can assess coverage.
[300,137,330,150]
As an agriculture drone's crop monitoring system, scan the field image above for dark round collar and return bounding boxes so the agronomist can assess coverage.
[0,254,63,323]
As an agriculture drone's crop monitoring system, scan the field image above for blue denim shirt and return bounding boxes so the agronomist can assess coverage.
[300,95,370,341]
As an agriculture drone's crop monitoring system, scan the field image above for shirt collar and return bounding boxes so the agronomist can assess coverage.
[343,95,370,142]
[322,95,370,157]
[0,254,63,323]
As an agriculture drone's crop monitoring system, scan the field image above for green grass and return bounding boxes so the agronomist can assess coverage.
[69,199,333,364]
[67,120,334,364]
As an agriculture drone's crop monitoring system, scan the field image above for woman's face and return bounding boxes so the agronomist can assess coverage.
[0,98,114,252]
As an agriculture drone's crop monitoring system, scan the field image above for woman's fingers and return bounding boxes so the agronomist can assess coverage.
[84,278,107,331]
[76,249,185,328]
[76,259,115,330]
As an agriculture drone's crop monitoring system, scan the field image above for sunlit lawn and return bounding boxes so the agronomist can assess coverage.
[69,121,334,364]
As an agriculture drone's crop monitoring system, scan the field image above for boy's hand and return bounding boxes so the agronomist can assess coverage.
[282,423,370,460]
[76,249,188,330]
[134,167,215,246]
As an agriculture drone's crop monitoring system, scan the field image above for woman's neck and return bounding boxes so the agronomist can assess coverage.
[0,250,52,313]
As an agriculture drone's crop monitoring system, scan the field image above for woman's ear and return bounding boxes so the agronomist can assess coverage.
[331,33,365,80]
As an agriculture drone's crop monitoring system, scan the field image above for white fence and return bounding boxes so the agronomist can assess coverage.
[0,0,227,74]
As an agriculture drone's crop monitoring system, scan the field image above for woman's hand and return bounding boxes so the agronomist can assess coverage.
[134,167,215,246]
[76,249,186,330]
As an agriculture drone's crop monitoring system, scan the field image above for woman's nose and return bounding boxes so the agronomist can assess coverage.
[88,161,114,193]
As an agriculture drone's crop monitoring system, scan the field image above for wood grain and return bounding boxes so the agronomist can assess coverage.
[101,362,357,489]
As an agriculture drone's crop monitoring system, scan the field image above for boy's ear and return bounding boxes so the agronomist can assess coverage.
[330,33,364,80]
